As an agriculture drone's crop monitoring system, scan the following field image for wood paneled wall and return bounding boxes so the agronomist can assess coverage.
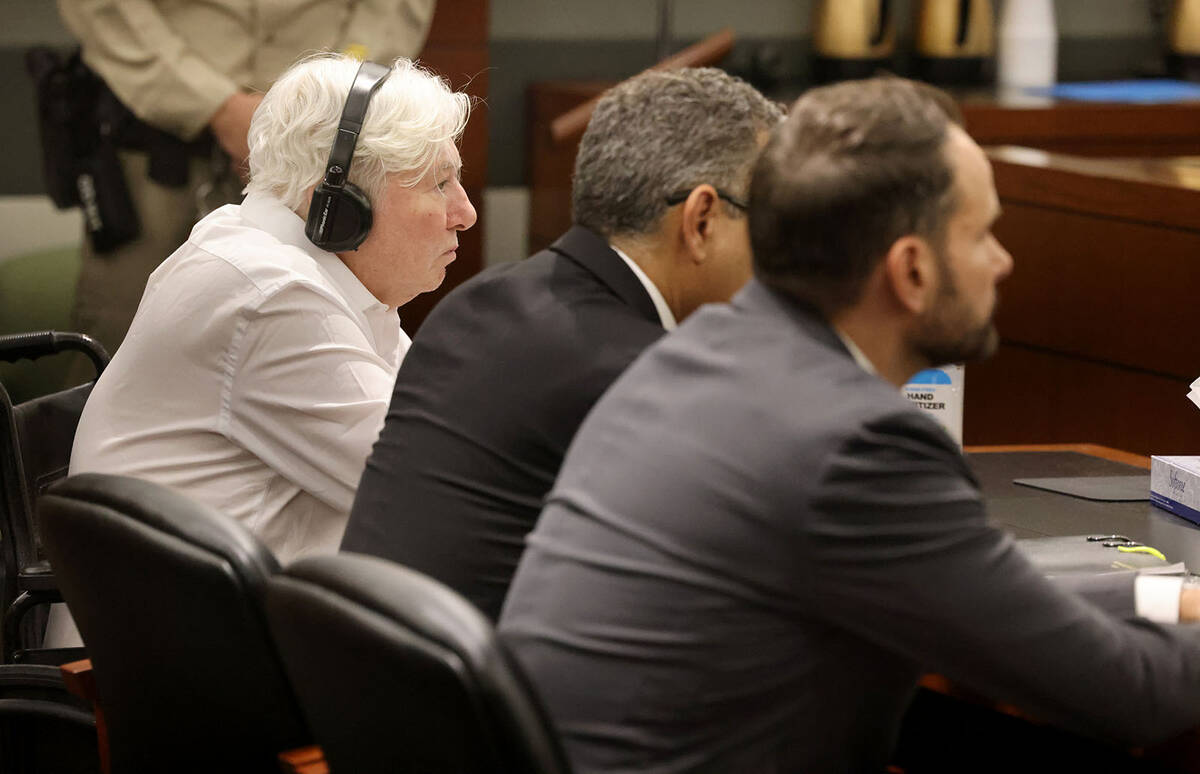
[404,0,489,332]
[965,149,1200,454]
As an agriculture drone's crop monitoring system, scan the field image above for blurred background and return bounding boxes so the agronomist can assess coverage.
[0,0,1171,270]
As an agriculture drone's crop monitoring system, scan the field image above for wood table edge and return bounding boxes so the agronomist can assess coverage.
[964,443,1151,470]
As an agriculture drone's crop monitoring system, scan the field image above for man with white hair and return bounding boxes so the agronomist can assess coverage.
[66,53,476,563]
[55,0,437,386]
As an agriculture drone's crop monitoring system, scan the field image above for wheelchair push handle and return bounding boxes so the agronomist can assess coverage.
[0,331,110,378]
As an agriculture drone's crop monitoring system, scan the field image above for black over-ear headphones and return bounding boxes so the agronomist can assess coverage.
[305,61,392,252]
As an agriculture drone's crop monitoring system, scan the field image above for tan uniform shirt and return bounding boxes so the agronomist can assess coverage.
[57,0,437,139]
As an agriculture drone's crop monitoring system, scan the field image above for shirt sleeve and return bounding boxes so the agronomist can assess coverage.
[807,413,1200,747]
[57,0,238,139]
[1135,574,1184,624]
[223,284,398,515]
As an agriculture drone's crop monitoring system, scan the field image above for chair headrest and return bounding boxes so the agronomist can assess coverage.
[279,553,496,663]
[45,472,280,579]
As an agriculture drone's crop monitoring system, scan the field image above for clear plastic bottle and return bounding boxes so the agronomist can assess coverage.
[996,0,1058,91]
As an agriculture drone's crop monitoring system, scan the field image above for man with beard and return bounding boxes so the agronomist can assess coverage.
[498,76,1200,773]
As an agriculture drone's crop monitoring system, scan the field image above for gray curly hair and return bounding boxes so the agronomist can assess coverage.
[572,67,783,238]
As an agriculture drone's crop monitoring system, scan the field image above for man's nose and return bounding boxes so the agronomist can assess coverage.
[993,237,1014,281]
[449,184,476,231]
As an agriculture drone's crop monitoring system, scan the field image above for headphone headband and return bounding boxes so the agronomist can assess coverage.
[322,61,391,190]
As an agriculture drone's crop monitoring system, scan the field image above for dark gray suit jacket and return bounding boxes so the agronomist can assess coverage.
[499,279,1200,774]
[342,226,664,620]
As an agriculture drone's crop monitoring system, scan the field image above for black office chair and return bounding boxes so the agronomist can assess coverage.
[39,473,311,773]
[0,663,99,773]
[266,553,573,774]
[0,331,108,663]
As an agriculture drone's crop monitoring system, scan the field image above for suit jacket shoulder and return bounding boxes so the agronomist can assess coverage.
[343,226,667,620]
[421,226,661,354]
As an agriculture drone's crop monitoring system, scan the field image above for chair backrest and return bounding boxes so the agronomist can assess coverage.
[0,382,92,582]
[266,553,572,774]
[0,332,108,616]
[40,473,310,774]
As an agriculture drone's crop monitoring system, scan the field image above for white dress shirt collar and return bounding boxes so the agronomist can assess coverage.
[239,191,391,316]
[610,244,677,331]
[833,327,878,375]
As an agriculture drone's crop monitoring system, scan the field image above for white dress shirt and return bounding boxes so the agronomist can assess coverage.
[69,191,407,562]
[611,245,677,330]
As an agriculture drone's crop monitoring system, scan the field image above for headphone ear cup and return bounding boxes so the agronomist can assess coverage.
[337,182,373,250]
[305,182,374,252]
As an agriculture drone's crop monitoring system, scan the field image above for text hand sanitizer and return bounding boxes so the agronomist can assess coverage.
[903,364,965,446]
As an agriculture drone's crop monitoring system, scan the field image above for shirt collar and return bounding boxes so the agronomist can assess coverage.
[239,191,391,317]
[610,244,677,330]
[833,327,878,375]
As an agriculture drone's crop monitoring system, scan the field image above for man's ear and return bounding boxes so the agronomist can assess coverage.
[679,185,721,265]
[883,235,939,315]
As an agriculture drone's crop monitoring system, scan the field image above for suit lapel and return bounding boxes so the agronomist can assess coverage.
[549,226,661,325]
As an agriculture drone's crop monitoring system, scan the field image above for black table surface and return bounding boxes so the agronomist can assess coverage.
[968,450,1200,568]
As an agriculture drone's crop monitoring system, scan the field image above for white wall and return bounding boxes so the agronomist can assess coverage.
[0,198,81,263]
[483,188,530,266]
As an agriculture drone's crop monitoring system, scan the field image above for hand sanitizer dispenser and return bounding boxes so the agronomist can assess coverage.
[903,364,965,445]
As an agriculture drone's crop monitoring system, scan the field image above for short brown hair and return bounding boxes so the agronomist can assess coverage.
[749,76,962,314]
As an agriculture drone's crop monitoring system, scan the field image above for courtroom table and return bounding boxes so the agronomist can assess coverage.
[903,444,1200,773]
[967,443,1200,566]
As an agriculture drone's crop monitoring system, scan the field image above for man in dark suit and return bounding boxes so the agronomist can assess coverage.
[341,68,783,620]
[498,76,1200,773]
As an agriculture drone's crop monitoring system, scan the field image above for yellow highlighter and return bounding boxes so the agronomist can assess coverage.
[1116,545,1168,562]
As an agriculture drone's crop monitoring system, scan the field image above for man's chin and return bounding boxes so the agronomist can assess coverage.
[965,324,1000,363]
[420,267,448,295]
[916,323,999,368]
[978,326,1000,360]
